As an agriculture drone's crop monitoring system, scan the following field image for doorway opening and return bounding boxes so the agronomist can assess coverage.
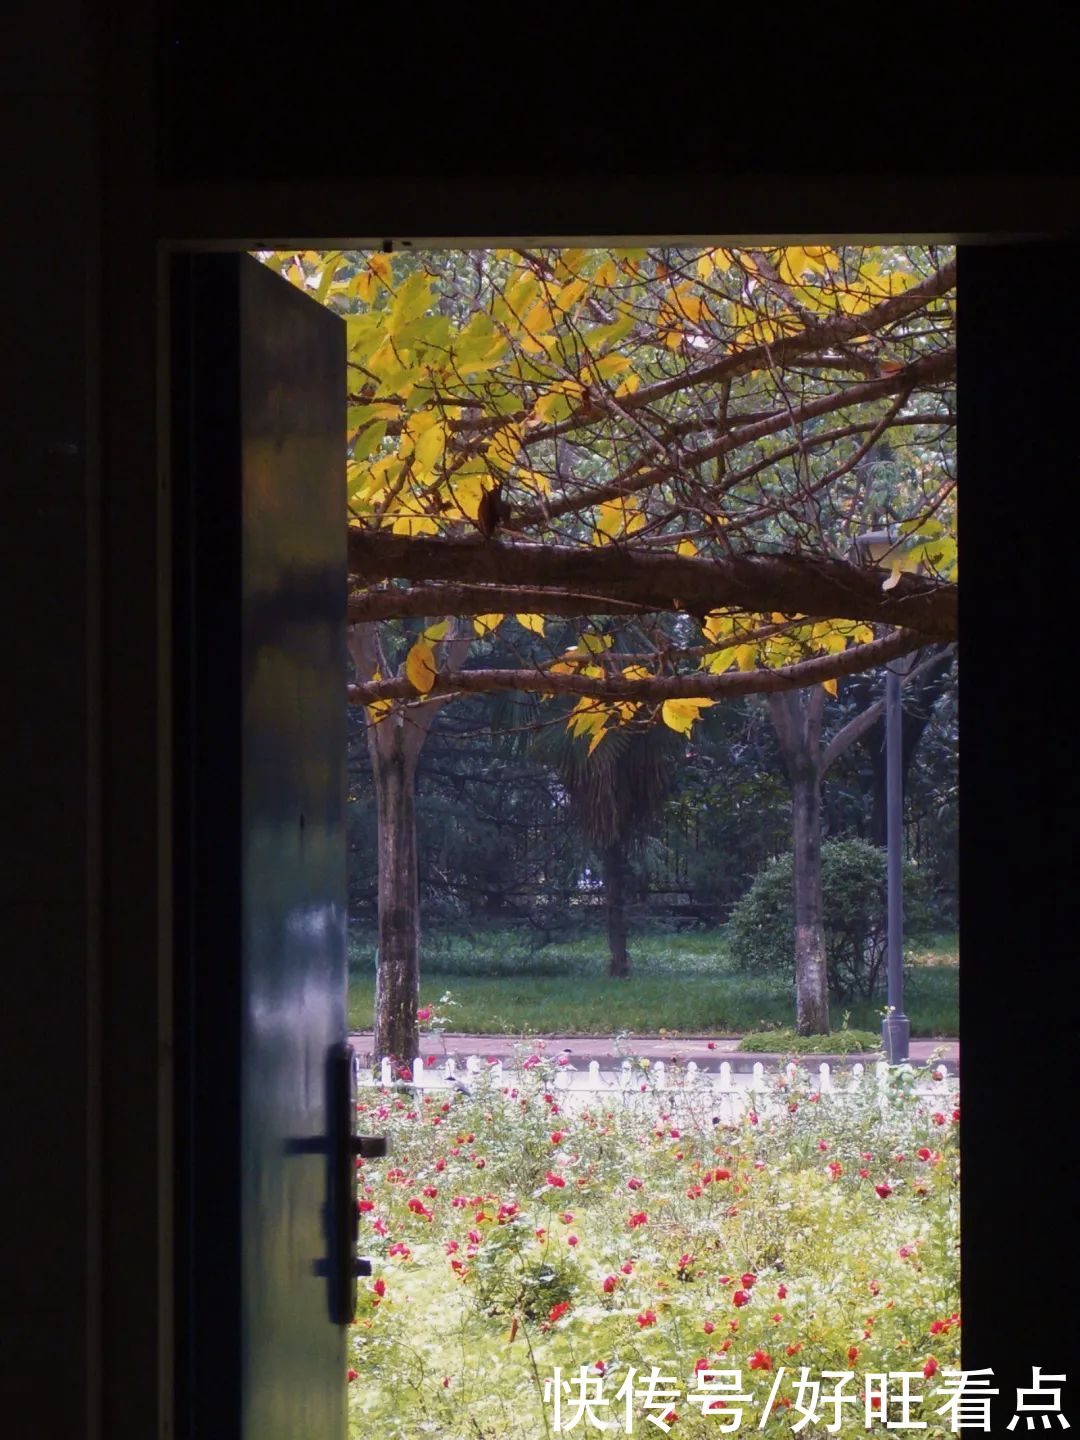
[250,242,958,1438]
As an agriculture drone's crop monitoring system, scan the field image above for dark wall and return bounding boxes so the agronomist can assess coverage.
[1,5,101,1434]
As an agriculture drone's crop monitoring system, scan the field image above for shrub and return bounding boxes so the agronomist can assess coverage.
[736,1026,882,1054]
[728,839,934,1002]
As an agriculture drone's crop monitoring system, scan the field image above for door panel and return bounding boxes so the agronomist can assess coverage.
[172,253,348,1439]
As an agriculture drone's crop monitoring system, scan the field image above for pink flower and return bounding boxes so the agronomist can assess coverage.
[545,1171,565,1188]
[603,1275,618,1294]
[636,1310,657,1328]
[373,1278,386,1297]
[627,1177,644,1190]
[923,1356,939,1379]
[875,1182,893,1199]
[776,1284,788,1299]
[703,1321,715,1335]
[416,1007,432,1022]
[740,1274,757,1289]
[550,1131,565,1145]
[567,1234,579,1246]
[733,1290,751,1308]
[628,1211,648,1228]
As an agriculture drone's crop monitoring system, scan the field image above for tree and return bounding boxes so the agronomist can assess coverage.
[531,714,684,976]
[262,244,957,1051]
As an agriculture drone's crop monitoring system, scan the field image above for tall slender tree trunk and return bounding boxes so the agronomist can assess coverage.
[603,841,630,978]
[372,726,421,1066]
[769,688,830,1035]
[791,767,829,1034]
[350,622,471,1068]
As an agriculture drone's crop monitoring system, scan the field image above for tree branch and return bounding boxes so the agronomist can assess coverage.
[347,627,928,706]
[820,643,956,774]
[346,532,957,639]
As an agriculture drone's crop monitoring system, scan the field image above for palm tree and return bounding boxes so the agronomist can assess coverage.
[531,719,684,977]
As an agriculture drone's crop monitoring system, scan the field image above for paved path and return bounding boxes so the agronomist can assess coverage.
[348,1031,959,1072]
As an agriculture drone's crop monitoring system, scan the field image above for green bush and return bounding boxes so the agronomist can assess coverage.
[728,838,934,1002]
[736,1026,881,1054]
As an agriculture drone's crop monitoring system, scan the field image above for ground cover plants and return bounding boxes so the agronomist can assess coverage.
[346,928,959,1039]
[348,1052,960,1438]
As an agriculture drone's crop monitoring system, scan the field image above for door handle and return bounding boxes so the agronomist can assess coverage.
[327,1042,390,1323]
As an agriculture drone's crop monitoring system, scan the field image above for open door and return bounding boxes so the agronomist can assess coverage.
[171,253,360,1438]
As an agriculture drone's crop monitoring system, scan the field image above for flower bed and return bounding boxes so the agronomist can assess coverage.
[349,1057,960,1438]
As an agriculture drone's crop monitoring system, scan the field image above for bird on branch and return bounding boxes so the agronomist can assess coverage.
[476,479,512,540]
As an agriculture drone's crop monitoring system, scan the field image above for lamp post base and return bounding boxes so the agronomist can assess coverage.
[881,1013,911,1066]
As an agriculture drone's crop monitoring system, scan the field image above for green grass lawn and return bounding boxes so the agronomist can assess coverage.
[346,926,958,1038]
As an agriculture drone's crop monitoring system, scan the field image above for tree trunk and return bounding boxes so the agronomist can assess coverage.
[603,841,630,977]
[791,768,830,1034]
[350,621,472,1070]
[768,688,830,1036]
[372,727,421,1067]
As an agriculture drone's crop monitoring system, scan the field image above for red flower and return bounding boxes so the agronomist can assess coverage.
[703,1321,715,1335]
[776,1284,788,1299]
[416,1007,432,1022]
[567,1235,579,1246]
[603,1275,618,1294]
[358,1199,374,1212]
[740,1273,757,1289]
[545,1171,566,1188]
[917,1147,933,1161]
[748,1349,772,1371]
[786,1343,803,1357]
[627,1177,644,1190]
[549,1301,571,1323]
[373,1278,386,1297]
[559,1212,575,1224]
[713,1168,731,1181]
[636,1310,657,1328]
[875,1182,893,1199]
[931,1112,946,1126]
[628,1211,648,1228]
[707,1041,717,1050]
[621,1262,634,1275]
[847,1346,859,1363]
[733,1290,751,1308]
[550,1131,565,1144]
[347,1368,359,1382]
[827,1161,843,1180]
[474,1158,486,1169]
[923,1356,939,1378]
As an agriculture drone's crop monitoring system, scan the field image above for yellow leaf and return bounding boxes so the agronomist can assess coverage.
[614,373,641,398]
[823,677,838,697]
[661,698,715,735]
[735,644,757,672]
[882,563,903,591]
[705,646,738,674]
[594,353,634,379]
[703,611,734,644]
[404,639,437,694]
[593,259,618,286]
[587,726,609,756]
[676,539,698,557]
[369,253,392,285]
[696,250,716,280]
[422,619,450,643]
[553,278,588,313]
[516,613,545,636]
[474,613,504,635]
[390,514,440,537]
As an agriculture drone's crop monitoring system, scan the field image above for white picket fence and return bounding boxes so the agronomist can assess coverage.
[357,1052,957,1121]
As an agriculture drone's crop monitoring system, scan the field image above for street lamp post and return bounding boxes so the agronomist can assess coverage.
[881,657,910,1064]
[854,527,911,1065]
